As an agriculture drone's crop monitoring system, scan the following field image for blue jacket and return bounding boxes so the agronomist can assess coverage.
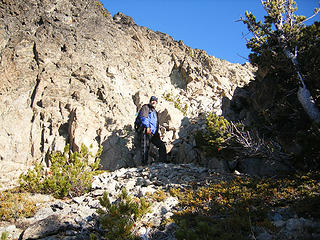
[139,104,158,135]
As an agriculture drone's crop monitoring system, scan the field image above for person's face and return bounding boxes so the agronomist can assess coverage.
[150,100,157,108]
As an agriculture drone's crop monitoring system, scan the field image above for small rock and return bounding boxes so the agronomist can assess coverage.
[88,199,100,209]
[272,212,283,221]
[256,231,273,240]
[51,202,65,211]
[136,177,145,186]
[65,229,77,236]
[234,170,241,175]
[21,214,68,240]
[90,189,105,197]
[73,196,85,205]
[273,220,286,228]
[124,179,136,190]
[144,179,152,186]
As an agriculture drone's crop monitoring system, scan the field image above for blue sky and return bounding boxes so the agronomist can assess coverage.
[100,0,320,64]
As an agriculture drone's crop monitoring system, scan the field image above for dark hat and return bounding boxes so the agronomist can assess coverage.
[150,96,158,102]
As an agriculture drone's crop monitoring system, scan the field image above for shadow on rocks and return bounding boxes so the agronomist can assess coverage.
[100,124,136,171]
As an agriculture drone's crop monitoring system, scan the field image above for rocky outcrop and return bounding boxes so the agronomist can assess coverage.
[2,163,227,240]
[1,164,319,240]
[0,0,257,188]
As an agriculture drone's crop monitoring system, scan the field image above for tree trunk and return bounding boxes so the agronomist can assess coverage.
[297,86,320,123]
[282,44,320,123]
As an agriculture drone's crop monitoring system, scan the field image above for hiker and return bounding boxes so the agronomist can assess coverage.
[134,96,167,165]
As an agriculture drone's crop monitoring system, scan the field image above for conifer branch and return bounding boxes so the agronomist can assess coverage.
[300,9,320,25]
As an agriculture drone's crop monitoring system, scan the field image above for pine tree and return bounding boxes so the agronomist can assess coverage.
[239,0,320,123]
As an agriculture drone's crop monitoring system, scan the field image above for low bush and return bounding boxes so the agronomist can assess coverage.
[97,188,152,240]
[195,112,287,160]
[146,189,168,202]
[170,171,320,240]
[19,144,102,198]
[195,113,231,155]
[0,190,39,221]
[1,232,9,240]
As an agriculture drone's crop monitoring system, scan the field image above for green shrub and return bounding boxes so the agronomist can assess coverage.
[89,233,98,240]
[97,188,152,240]
[96,1,109,18]
[195,113,231,155]
[163,93,188,116]
[19,144,101,198]
[1,232,9,240]
[187,47,194,57]
[205,113,231,146]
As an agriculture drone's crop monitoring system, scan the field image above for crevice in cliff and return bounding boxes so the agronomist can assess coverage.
[40,123,45,154]
[68,108,79,153]
[30,41,42,108]
[33,42,40,67]
[30,74,41,108]
[36,16,44,27]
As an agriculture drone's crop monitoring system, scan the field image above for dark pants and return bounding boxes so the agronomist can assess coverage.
[138,129,167,165]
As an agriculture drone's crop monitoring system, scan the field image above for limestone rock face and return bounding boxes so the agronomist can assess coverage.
[0,0,256,187]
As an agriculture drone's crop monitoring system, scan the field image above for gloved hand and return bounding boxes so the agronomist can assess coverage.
[146,127,152,135]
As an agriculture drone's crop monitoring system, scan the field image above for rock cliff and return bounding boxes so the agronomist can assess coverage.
[0,0,256,188]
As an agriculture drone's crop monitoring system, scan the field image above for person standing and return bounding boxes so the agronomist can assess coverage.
[134,96,167,165]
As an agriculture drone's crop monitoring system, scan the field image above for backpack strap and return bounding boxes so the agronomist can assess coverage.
[134,104,150,131]
[139,104,151,118]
